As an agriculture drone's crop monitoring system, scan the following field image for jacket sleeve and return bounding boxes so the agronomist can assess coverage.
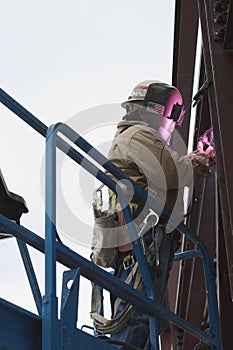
[162,148,211,189]
[127,128,211,190]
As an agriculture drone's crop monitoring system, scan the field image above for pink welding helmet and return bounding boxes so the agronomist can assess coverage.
[143,82,184,126]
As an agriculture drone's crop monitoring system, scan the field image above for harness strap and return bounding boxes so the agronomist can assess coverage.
[113,261,142,316]
[90,261,144,335]
[92,303,133,334]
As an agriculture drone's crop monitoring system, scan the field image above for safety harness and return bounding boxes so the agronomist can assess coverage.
[90,124,164,340]
[90,190,161,336]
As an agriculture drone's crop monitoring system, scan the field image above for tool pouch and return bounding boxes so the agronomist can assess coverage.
[91,210,119,269]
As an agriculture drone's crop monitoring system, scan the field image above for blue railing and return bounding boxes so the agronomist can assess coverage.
[0,88,223,350]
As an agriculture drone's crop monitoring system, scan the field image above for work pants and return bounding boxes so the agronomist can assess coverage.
[110,228,174,349]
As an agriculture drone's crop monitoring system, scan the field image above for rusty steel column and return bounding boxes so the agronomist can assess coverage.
[164,1,200,348]
[198,0,233,299]
[172,0,199,144]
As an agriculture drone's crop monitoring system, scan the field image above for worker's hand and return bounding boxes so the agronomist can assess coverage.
[197,140,215,158]
[197,128,215,164]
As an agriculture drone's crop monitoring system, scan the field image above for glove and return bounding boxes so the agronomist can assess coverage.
[197,128,215,165]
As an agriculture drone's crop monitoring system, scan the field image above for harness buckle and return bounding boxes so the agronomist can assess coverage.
[138,208,159,237]
[123,254,135,270]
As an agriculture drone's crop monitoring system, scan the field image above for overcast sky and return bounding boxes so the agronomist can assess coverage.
[0,0,175,327]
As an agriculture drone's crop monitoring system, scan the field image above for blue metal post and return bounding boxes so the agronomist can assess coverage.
[43,125,60,349]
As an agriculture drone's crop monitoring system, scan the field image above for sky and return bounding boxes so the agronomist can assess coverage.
[0,0,176,329]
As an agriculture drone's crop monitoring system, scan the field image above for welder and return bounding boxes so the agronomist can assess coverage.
[93,80,215,350]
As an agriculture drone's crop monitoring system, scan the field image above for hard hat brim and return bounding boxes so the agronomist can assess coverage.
[121,98,144,109]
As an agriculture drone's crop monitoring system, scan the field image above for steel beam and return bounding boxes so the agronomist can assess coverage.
[198,0,233,299]
[172,0,199,144]
[169,1,200,347]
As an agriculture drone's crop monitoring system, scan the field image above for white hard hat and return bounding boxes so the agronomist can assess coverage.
[121,80,162,108]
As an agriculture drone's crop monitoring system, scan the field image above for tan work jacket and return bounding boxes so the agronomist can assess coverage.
[107,121,210,236]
